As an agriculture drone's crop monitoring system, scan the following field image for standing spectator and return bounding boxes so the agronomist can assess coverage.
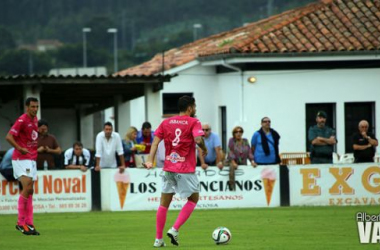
[0,147,15,181]
[198,123,223,170]
[143,95,207,247]
[64,141,91,172]
[5,97,40,235]
[227,126,255,190]
[136,121,154,154]
[353,120,378,163]
[308,111,337,164]
[122,126,138,168]
[251,117,281,165]
[36,119,62,169]
[95,122,125,173]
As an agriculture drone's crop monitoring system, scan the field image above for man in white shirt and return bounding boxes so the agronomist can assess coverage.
[95,122,125,173]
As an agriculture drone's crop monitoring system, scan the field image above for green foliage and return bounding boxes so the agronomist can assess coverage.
[0,0,316,75]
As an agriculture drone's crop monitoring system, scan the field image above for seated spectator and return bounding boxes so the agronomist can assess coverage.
[122,126,138,168]
[37,119,62,169]
[64,142,91,172]
[353,120,378,163]
[136,122,154,154]
[251,117,281,165]
[0,147,16,181]
[198,123,224,170]
[227,126,255,190]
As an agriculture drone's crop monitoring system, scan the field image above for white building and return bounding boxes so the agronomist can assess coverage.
[118,0,380,156]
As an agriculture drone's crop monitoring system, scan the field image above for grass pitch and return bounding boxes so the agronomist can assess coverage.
[0,206,378,250]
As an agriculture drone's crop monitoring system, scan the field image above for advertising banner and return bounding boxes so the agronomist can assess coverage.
[289,163,380,206]
[0,170,92,214]
[100,165,280,211]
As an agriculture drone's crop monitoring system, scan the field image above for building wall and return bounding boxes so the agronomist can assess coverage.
[146,65,380,156]
[0,100,22,151]
[42,109,76,151]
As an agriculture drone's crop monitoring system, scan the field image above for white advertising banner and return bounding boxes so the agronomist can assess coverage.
[0,170,92,214]
[289,163,380,206]
[100,166,280,211]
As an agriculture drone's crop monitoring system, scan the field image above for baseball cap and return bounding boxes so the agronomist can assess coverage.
[316,111,327,118]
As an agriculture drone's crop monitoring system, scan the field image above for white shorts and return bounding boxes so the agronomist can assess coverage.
[12,160,37,181]
[161,171,199,198]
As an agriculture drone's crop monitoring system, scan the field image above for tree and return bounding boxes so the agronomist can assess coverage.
[0,26,16,53]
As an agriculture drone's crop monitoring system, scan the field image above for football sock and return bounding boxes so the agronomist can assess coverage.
[156,205,168,239]
[173,200,197,231]
[17,195,28,225]
[26,195,34,225]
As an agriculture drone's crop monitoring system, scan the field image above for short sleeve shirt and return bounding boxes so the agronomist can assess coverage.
[251,131,276,164]
[204,132,221,163]
[155,115,204,173]
[9,113,38,160]
[64,148,91,167]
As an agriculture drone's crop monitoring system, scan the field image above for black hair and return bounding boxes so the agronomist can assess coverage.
[25,97,38,106]
[142,122,152,130]
[104,121,113,128]
[178,95,195,112]
[38,119,49,127]
[73,141,83,148]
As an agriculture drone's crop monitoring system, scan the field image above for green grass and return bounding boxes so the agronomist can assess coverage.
[0,206,379,249]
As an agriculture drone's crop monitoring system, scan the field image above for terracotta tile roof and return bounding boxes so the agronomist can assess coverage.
[118,0,380,76]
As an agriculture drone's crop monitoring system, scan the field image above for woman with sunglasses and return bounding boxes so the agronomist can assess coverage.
[227,126,255,190]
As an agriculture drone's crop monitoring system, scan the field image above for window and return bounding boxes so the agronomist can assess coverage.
[305,103,336,152]
[344,102,375,153]
[162,93,193,116]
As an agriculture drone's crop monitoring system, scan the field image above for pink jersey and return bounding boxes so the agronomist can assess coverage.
[9,113,39,160]
[155,115,204,173]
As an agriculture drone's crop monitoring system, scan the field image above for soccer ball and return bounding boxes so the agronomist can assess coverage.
[212,227,232,245]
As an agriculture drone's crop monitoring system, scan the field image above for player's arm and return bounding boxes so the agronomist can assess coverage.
[5,133,29,155]
[144,136,162,169]
[195,136,207,156]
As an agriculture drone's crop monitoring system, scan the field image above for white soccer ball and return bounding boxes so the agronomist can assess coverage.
[212,227,232,245]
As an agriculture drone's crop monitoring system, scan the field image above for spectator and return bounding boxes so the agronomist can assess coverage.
[0,147,15,181]
[37,119,62,169]
[122,126,138,168]
[353,120,378,163]
[198,123,223,170]
[308,111,337,164]
[251,117,281,165]
[136,121,154,154]
[227,126,255,190]
[64,142,91,172]
[95,122,125,173]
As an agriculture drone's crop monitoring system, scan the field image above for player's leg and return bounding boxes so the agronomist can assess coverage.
[154,193,173,247]
[168,173,199,246]
[15,175,33,235]
[25,161,39,235]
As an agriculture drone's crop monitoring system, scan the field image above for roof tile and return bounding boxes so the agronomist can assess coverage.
[118,0,380,76]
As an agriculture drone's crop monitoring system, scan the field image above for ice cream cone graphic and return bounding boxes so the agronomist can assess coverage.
[114,171,131,209]
[261,168,276,206]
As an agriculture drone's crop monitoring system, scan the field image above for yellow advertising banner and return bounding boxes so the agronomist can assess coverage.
[289,163,380,206]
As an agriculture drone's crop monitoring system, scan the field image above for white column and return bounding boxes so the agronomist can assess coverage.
[23,84,41,120]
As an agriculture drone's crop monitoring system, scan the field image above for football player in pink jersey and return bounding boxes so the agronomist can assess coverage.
[144,95,208,247]
[6,97,40,236]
